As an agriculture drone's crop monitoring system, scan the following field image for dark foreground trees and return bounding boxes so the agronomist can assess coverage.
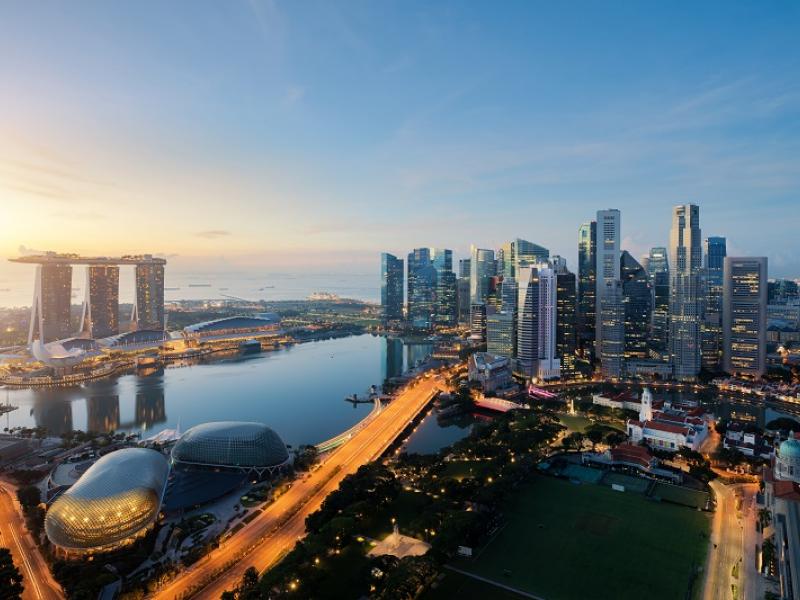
[0,548,24,599]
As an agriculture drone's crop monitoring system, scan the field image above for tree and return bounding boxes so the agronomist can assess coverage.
[567,432,585,452]
[16,485,40,509]
[0,548,24,599]
[605,431,625,447]
[586,429,604,450]
[758,508,772,530]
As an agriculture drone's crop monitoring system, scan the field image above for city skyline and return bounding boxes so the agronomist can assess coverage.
[1,2,800,289]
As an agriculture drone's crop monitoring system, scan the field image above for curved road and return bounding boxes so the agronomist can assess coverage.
[0,482,64,600]
[151,373,444,600]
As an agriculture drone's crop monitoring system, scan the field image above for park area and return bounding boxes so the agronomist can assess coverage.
[446,474,710,600]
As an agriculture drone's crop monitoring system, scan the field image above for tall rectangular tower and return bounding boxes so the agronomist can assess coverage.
[595,210,621,355]
[723,257,768,378]
[669,204,702,380]
[380,253,404,323]
[29,263,73,343]
[133,262,165,331]
[577,221,597,353]
[80,265,120,339]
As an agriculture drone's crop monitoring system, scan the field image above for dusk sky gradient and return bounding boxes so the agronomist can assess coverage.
[1,1,799,290]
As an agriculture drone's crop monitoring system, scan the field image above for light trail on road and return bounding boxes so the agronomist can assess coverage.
[151,373,444,600]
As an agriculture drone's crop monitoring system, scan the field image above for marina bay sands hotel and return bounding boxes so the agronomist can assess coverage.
[9,253,166,344]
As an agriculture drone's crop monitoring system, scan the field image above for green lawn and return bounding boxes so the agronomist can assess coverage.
[455,475,710,600]
[557,414,593,433]
[423,570,530,600]
[650,482,710,510]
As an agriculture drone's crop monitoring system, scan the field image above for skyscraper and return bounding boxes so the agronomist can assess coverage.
[486,306,515,358]
[517,264,560,380]
[80,265,120,339]
[701,237,727,371]
[599,279,624,378]
[133,262,165,331]
[458,258,471,280]
[500,239,549,279]
[29,263,73,343]
[407,248,437,330]
[648,247,670,357]
[469,247,496,304]
[620,251,652,361]
[431,249,456,327]
[577,221,597,354]
[723,257,768,378]
[555,266,578,378]
[380,253,404,323]
[595,209,621,361]
[456,278,471,325]
[669,204,702,380]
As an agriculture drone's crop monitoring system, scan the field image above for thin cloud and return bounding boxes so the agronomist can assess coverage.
[195,230,232,239]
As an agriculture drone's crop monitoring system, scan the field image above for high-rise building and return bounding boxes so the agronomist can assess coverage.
[380,253,404,323]
[469,247,495,304]
[80,265,120,339]
[500,239,549,279]
[517,264,560,380]
[669,204,702,380]
[620,251,652,361]
[407,248,437,330]
[29,264,73,343]
[595,210,621,358]
[486,306,516,358]
[435,270,457,327]
[458,259,471,280]
[768,279,799,304]
[431,249,456,327]
[723,257,768,378]
[132,262,165,331]
[599,279,624,378]
[470,302,487,342]
[577,221,597,354]
[648,247,670,357]
[456,278,471,325]
[556,267,577,378]
[701,237,727,371]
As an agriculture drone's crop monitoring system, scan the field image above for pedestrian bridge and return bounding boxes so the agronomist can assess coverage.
[475,396,525,413]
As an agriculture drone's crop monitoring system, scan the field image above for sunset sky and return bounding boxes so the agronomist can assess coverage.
[1,0,799,289]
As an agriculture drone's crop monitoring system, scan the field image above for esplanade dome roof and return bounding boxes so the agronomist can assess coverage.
[171,421,289,469]
[45,448,169,552]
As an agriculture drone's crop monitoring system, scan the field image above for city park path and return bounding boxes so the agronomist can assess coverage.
[150,372,445,600]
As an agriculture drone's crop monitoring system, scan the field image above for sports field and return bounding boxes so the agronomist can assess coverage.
[454,475,710,600]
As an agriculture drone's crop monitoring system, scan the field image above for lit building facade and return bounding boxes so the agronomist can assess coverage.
[669,204,702,380]
[380,253,404,323]
[80,266,120,339]
[701,237,726,371]
[723,256,768,378]
[577,221,597,354]
[407,248,437,330]
[595,210,621,357]
[29,264,73,343]
[648,247,670,357]
[486,306,515,358]
[620,251,652,361]
[432,249,457,327]
[599,278,624,378]
[517,264,560,380]
[133,262,165,331]
[556,267,577,378]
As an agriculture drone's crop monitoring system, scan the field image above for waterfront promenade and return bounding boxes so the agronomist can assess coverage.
[150,371,445,600]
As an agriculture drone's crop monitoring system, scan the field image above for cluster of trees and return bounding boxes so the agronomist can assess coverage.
[0,548,24,599]
[225,408,564,599]
[292,445,319,472]
[16,485,45,540]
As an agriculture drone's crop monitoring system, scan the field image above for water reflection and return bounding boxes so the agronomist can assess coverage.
[3,335,436,446]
